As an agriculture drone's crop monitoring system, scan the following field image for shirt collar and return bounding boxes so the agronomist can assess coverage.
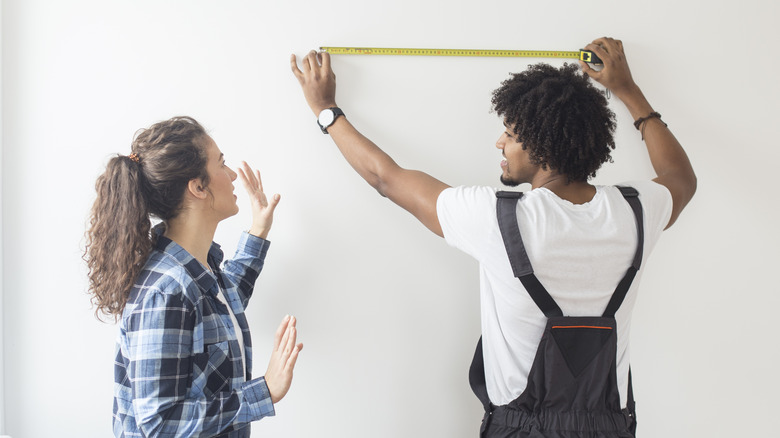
[152,223,225,294]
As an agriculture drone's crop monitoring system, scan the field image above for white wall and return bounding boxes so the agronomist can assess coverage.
[0,0,5,435]
[2,0,779,437]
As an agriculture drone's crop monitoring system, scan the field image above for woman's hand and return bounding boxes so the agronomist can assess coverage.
[237,161,280,239]
[265,315,303,404]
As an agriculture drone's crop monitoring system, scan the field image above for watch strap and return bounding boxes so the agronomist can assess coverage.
[318,107,344,134]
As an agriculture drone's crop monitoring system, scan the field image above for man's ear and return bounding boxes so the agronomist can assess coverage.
[187,178,209,200]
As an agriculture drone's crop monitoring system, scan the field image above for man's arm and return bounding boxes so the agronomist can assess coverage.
[581,38,697,229]
[291,50,449,237]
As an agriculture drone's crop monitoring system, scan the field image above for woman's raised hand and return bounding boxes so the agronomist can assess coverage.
[237,161,280,239]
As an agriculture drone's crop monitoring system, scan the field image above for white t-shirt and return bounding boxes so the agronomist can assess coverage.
[436,181,672,407]
[216,283,246,382]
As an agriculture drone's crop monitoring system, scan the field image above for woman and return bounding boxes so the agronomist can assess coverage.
[85,116,302,437]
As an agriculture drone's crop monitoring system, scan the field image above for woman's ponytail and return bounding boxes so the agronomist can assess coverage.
[85,155,152,320]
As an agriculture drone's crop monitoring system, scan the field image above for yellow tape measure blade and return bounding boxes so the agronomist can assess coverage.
[320,47,586,60]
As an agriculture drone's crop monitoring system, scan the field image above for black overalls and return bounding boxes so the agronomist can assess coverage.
[469,187,644,438]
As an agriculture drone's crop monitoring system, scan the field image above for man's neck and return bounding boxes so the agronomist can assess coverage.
[531,174,596,205]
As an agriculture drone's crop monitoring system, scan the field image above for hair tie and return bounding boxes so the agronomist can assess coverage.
[128,153,140,164]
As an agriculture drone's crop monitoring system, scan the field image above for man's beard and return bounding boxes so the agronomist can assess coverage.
[500,174,521,187]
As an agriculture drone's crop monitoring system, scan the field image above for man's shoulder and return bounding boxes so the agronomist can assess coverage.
[436,186,503,246]
[611,181,674,237]
[614,180,673,209]
[439,185,500,204]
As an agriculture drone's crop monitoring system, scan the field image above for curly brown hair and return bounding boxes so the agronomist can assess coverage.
[491,63,616,182]
[85,116,209,320]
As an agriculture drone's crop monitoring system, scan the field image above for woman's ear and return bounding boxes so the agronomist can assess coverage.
[187,178,209,200]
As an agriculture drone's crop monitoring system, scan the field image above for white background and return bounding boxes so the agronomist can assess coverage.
[2,0,779,437]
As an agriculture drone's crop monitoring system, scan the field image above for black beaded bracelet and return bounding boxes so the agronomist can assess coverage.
[633,112,667,129]
[633,112,667,140]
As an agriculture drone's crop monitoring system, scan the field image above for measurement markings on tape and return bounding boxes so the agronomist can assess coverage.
[319,47,602,63]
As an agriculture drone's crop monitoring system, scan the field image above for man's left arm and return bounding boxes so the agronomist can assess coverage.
[291,51,450,237]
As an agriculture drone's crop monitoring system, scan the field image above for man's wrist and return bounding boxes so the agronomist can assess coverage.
[312,102,338,115]
[615,85,654,119]
[317,106,344,134]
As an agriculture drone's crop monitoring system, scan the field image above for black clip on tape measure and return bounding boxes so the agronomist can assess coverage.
[579,50,603,65]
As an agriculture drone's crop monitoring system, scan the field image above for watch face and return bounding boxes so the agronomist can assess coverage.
[319,108,335,127]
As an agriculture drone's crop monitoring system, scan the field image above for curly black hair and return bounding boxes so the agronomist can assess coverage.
[491,63,616,182]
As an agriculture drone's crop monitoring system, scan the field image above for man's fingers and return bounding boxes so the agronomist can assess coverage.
[304,50,318,70]
[586,42,611,64]
[588,37,623,59]
[579,60,597,78]
[290,54,305,83]
[300,52,313,74]
[591,37,613,49]
[289,54,300,74]
[321,51,331,71]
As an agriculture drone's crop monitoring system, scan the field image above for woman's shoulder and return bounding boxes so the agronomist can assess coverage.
[130,250,203,304]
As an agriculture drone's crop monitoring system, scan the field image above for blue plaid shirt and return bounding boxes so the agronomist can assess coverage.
[113,230,274,437]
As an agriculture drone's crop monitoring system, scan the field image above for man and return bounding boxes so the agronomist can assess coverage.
[291,37,696,437]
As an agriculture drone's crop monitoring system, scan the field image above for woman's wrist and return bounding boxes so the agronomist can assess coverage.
[248,226,270,239]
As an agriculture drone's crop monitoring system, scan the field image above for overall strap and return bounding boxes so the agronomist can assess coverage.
[468,336,491,411]
[602,186,645,318]
[496,191,563,318]
[628,367,637,433]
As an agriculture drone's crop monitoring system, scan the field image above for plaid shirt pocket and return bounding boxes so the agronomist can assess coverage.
[190,340,233,398]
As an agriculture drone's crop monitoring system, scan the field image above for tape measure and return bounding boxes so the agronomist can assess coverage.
[319,47,602,64]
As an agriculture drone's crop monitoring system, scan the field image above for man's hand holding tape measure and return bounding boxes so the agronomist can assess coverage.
[580,37,649,116]
[290,36,695,230]
[292,37,639,125]
[290,50,338,118]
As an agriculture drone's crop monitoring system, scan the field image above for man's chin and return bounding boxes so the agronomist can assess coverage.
[500,175,521,187]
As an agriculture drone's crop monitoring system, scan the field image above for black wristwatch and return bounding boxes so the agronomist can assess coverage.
[317,107,344,134]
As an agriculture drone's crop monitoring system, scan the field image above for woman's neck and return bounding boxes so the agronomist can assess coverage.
[163,212,218,269]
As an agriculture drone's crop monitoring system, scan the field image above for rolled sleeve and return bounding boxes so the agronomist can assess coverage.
[243,377,276,420]
[221,233,271,307]
[238,232,271,260]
